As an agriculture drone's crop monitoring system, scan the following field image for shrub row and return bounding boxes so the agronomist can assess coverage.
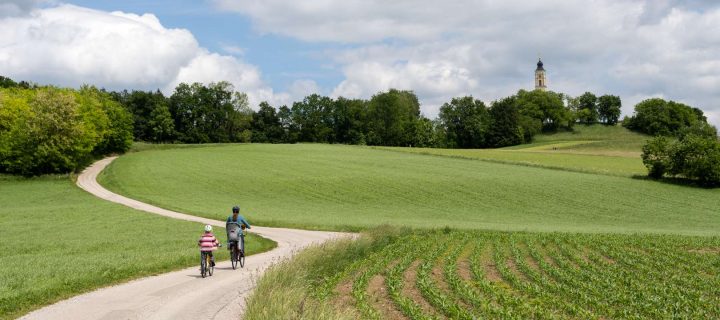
[0,86,133,176]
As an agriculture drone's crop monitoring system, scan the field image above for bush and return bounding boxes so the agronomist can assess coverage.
[641,133,720,186]
[641,136,672,179]
[0,86,133,176]
[672,134,720,184]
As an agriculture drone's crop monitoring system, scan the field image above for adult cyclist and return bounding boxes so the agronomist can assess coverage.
[226,206,251,254]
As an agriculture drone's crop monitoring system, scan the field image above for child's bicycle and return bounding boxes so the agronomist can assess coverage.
[227,223,246,270]
[200,244,221,278]
[200,251,213,278]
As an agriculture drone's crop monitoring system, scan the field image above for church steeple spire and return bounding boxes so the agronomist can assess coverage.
[535,58,547,91]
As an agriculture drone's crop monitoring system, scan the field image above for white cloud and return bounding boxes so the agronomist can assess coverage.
[220,44,245,56]
[0,4,279,108]
[164,51,278,107]
[215,0,720,126]
[288,79,320,99]
[0,0,49,17]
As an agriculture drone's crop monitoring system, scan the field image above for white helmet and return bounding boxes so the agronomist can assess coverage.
[204,225,213,232]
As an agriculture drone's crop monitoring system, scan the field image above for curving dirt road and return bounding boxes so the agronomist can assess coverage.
[21,157,351,320]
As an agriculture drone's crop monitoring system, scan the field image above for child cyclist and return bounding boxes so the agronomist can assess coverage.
[198,225,220,267]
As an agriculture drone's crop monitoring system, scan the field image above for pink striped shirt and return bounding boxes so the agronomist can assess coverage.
[198,232,219,252]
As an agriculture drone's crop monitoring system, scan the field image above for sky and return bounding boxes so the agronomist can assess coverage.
[1,0,719,126]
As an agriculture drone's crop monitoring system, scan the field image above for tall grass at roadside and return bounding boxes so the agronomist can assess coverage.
[244,226,407,320]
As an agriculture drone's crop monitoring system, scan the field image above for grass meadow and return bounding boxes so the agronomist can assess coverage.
[0,175,275,319]
[379,125,650,177]
[98,143,720,236]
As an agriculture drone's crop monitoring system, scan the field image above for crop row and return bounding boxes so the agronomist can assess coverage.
[311,230,719,319]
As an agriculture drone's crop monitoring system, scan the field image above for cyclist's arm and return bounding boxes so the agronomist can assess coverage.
[241,217,251,229]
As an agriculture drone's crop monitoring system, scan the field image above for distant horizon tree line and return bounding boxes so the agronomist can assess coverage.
[103,80,626,149]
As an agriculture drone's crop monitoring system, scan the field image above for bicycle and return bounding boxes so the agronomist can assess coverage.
[200,251,213,278]
[227,223,246,269]
[200,244,221,278]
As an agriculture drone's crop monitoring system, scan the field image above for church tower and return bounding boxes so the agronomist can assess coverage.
[535,58,547,91]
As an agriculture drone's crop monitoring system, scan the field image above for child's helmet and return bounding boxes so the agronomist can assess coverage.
[232,206,240,213]
[205,225,213,232]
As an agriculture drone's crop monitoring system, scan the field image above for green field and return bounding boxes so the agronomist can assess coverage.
[378,125,649,177]
[528,124,649,155]
[246,228,720,320]
[98,143,720,236]
[0,175,275,319]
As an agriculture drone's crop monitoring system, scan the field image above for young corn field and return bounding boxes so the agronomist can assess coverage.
[248,230,720,319]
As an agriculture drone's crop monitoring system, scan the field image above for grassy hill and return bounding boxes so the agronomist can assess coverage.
[378,125,649,177]
[98,143,720,236]
[523,124,649,156]
[0,175,274,319]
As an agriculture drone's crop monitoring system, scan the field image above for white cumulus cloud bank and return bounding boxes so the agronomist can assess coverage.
[216,0,720,125]
[0,4,278,107]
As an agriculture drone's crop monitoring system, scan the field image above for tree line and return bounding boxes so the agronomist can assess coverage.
[2,73,628,175]
[28,73,720,182]
[106,81,624,149]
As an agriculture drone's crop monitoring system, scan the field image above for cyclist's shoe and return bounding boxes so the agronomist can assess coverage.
[211,261,216,267]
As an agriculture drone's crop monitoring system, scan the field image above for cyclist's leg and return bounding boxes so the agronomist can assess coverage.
[209,252,215,266]
[240,235,245,255]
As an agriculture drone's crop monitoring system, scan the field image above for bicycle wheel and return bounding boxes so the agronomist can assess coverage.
[200,253,207,278]
[208,254,214,276]
[231,246,238,270]
[239,237,245,268]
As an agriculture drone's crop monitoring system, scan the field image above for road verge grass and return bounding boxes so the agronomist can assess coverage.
[244,226,406,320]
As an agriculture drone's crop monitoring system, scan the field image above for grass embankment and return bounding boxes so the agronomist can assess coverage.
[378,125,649,177]
[528,124,649,155]
[246,227,720,320]
[0,175,275,319]
[99,143,720,236]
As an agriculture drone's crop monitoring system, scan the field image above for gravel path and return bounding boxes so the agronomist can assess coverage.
[20,156,350,320]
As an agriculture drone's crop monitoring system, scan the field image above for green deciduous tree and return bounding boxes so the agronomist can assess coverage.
[0,87,128,175]
[169,82,251,143]
[78,86,133,155]
[641,136,672,179]
[597,95,622,125]
[333,97,368,145]
[291,94,335,143]
[624,98,707,136]
[487,96,524,147]
[516,89,572,131]
[366,89,421,146]
[277,105,299,143]
[577,92,598,124]
[251,102,284,143]
[147,102,176,142]
[439,96,490,148]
